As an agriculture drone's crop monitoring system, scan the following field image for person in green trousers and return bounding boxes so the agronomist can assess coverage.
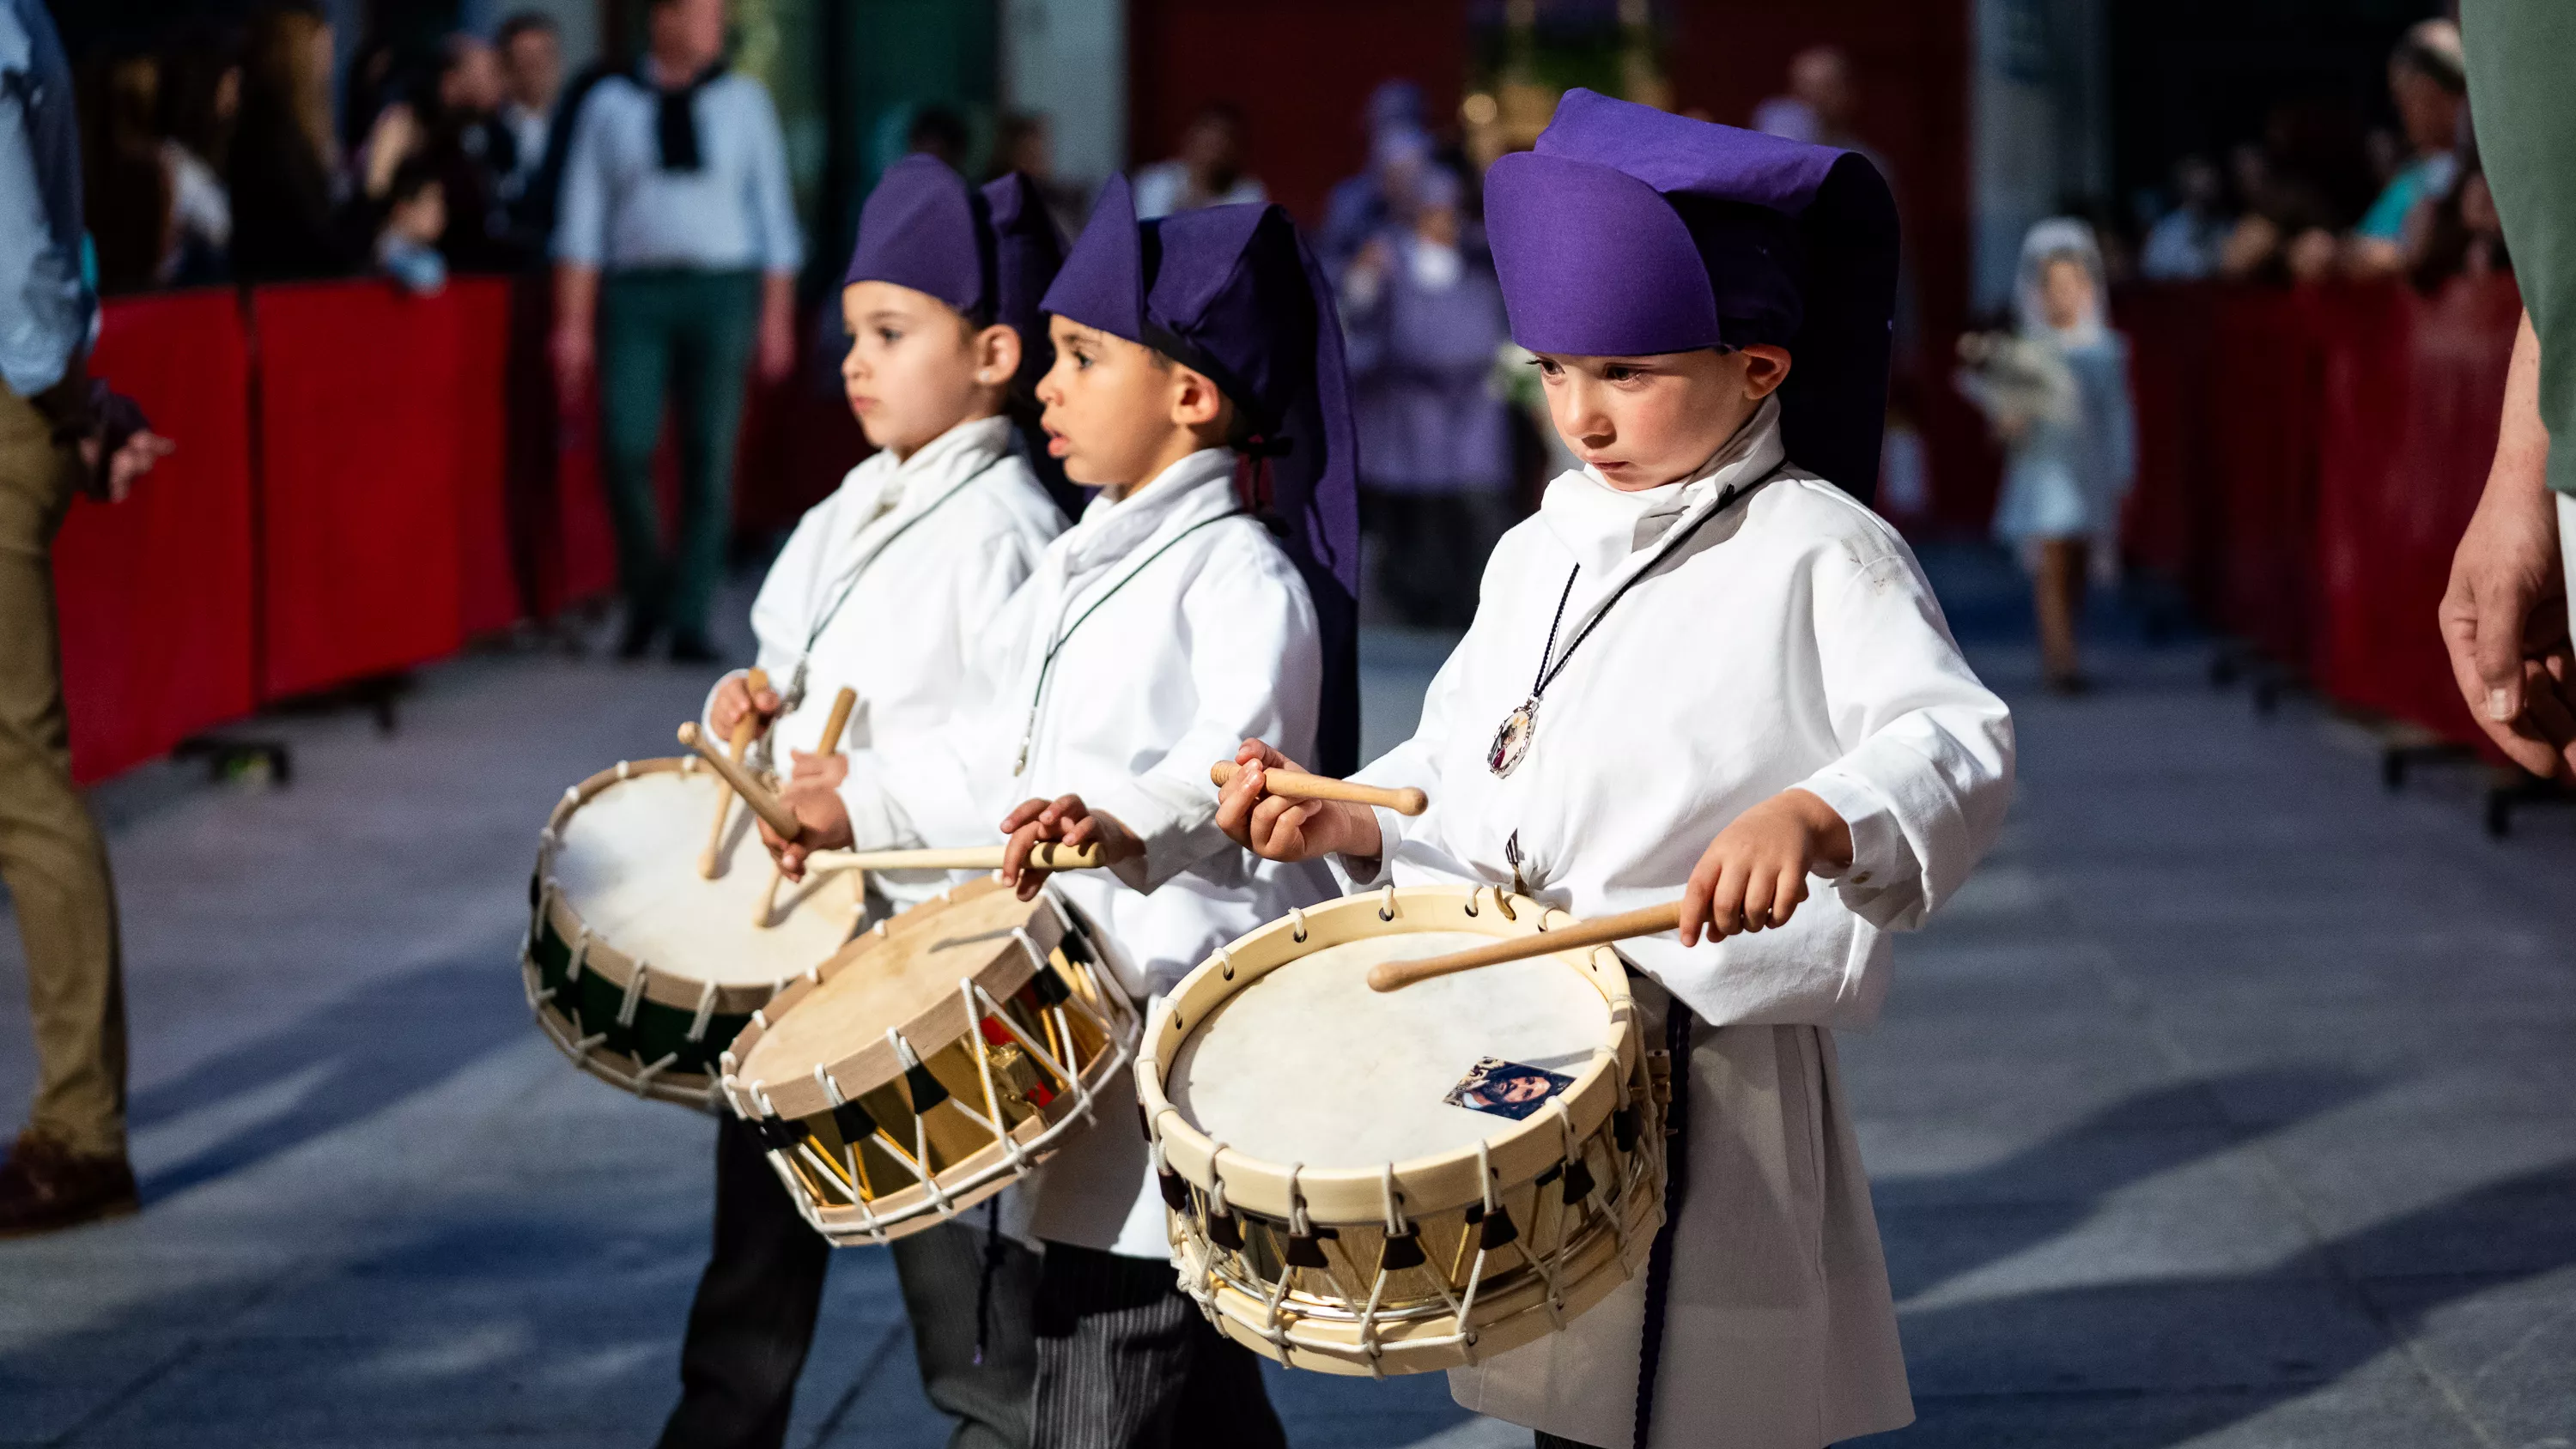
[548,0,799,661]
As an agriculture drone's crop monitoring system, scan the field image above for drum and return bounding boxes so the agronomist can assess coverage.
[720,875,1138,1245]
[524,755,864,1109]
[1137,885,1668,1377]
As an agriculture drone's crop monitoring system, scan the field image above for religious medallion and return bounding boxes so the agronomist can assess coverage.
[1488,698,1538,777]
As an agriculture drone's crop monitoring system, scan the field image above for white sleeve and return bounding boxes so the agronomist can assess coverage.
[1792,535,2015,932]
[1082,543,1322,894]
[550,91,608,265]
[744,87,802,275]
[1336,631,1472,890]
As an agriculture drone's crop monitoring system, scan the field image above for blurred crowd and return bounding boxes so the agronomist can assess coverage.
[80,5,568,298]
[2119,19,2503,294]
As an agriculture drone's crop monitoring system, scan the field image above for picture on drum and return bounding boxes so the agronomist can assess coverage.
[1444,1058,1575,1120]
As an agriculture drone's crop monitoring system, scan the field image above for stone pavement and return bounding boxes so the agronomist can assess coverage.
[3,553,2572,1448]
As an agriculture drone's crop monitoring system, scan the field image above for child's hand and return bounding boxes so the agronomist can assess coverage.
[999,795,1143,901]
[788,749,849,790]
[1678,788,1854,947]
[760,779,854,882]
[1214,739,1382,864]
[712,674,781,740]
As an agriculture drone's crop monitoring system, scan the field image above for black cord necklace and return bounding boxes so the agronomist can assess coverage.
[1486,465,1779,777]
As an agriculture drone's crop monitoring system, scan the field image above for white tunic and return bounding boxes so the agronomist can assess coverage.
[701,415,1064,908]
[1340,399,2014,1448]
[851,446,1338,1256]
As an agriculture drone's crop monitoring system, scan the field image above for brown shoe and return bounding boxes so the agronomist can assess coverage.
[0,1130,139,1238]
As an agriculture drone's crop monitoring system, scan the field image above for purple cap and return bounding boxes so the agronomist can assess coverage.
[843,156,1066,385]
[1485,88,1899,499]
[1042,175,1362,773]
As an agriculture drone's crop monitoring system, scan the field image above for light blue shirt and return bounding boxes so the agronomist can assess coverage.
[0,0,94,397]
[552,69,802,275]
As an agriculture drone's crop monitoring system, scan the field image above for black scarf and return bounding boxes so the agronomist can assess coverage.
[648,60,726,173]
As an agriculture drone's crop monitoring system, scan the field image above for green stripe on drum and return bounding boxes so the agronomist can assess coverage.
[532,902,755,1081]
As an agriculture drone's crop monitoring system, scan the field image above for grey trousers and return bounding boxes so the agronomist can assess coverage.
[659,1114,1040,1449]
[1029,1242,1284,1449]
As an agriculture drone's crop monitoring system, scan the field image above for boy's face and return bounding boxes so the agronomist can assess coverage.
[1530,345,1791,492]
[840,281,1007,460]
[1036,317,1226,492]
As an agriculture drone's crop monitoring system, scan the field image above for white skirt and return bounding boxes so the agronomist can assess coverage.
[1449,1021,1914,1449]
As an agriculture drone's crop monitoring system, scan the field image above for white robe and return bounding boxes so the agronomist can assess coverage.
[851,446,1338,1257]
[700,415,1066,910]
[1339,399,2015,1448]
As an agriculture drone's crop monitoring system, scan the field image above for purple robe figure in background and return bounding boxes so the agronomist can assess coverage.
[1339,164,1515,629]
[1320,78,1432,269]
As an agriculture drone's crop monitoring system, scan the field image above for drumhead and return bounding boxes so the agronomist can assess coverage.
[553,770,858,983]
[1170,931,1610,1168]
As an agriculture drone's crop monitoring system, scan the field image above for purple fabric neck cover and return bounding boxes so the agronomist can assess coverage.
[1040,174,1362,773]
[1485,88,1900,500]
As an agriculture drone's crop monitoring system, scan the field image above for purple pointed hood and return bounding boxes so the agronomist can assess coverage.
[1041,174,1363,773]
[1484,88,1900,500]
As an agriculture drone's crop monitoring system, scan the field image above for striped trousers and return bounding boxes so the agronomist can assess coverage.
[1030,1243,1284,1449]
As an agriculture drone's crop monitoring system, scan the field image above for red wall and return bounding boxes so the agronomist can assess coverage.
[1127,0,1471,227]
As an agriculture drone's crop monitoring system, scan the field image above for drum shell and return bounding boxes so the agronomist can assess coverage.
[722,876,1139,1246]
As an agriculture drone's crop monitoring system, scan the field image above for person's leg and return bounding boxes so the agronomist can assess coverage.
[597,270,677,654]
[2034,537,2084,687]
[890,1204,1042,1449]
[655,1115,831,1449]
[1030,1242,1283,1449]
[0,391,131,1233]
[665,270,759,655]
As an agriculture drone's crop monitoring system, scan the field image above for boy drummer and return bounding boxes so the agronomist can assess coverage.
[659,155,1068,1449]
[1218,91,2015,1449]
[760,177,1360,1447]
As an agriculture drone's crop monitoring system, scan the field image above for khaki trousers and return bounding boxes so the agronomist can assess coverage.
[0,387,125,1158]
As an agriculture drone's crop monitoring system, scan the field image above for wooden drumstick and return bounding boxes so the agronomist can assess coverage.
[756,687,858,927]
[1209,761,1428,817]
[699,668,771,877]
[677,720,803,842]
[1368,900,1683,991]
[799,843,1107,872]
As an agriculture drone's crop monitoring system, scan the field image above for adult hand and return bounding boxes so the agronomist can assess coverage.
[999,795,1142,902]
[77,428,174,504]
[787,749,848,790]
[1212,738,1380,864]
[1676,788,1852,949]
[362,102,422,198]
[550,324,593,412]
[2439,309,2576,777]
[756,275,796,384]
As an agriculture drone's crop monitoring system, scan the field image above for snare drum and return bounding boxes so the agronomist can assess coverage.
[1137,885,1667,1376]
[525,756,864,1109]
[720,875,1138,1245]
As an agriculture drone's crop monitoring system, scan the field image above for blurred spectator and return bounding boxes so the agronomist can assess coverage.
[1959,218,2135,694]
[421,33,526,270]
[374,156,447,294]
[1321,78,1432,266]
[904,103,970,173]
[992,110,1085,239]
[155,36,239,284]
[2140,155,2227,282]
[79,52,170,294]
[2218,102,2376,285]
[1340,165,1512,630]
[550,0,801,661]
[1,0,174,1241]
[2413,151,2509,294]
[495,11,560,204]
[1132,101,1263,219]
[228,4,411,282]
[2351,19,2466,274]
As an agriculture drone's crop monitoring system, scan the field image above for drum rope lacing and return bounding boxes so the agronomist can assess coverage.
[886,1028,958,1220]
[957,975,1031,1177]
[811,1066,889,1243]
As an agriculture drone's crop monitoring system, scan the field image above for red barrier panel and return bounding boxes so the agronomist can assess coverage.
[2313,276,2520,748]
[253,281,465,699]
[2206,288,2331,667]
[54,291,258,783]
[447,277,519,636]
[2112,286,2219,600]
